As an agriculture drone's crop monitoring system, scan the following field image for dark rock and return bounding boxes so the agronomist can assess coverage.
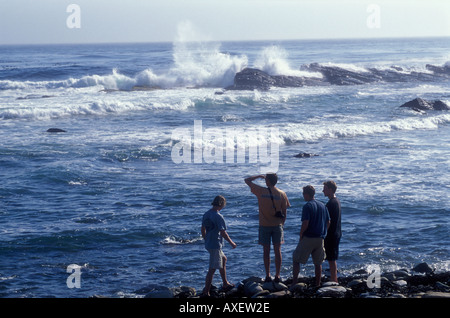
[17,94,55,100]
[422,291,450,298]
[243,278,264,297]
[352,269,369,275]
[226,68,276,91]
[294,152,319,158]
[400,98,450,112]
[226,61,450,91]
[412,262,434,273]
[316,285,348,298]
[46,128,67,133]
[301,63,380,85]
[226,68,325,91]
[426,63,450,76]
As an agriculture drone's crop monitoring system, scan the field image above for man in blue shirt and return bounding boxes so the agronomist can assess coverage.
[292,185,330,287]
[201,195,237,297]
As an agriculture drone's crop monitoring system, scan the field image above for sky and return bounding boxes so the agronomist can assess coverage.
[0,0,449,45]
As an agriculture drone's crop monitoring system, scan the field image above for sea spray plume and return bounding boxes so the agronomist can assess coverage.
[169,21,247,87]
[254,45,322,78]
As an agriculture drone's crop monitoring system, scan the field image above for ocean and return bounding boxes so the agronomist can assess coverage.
[0,36,449,298]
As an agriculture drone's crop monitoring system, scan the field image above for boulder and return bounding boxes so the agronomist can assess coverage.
[144,286,174,298]
[294,152,319,158]
[47,128,67,133]
[227,68,276,91]
[400,98,450,112]
[422,291,450,298]
[265,290,291,298]
[226,68,322,91]
[412,262,434,273]
[262,280,288,292]
[425,63,450,76]
[316,285,348,298]
[243,280,264,297]
[301,63,380,85]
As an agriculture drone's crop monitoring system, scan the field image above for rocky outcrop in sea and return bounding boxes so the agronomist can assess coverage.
[225,62,450,91]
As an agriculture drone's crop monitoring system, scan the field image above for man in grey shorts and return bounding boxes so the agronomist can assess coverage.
[201,195,237,297]
[245,173,290,283]
[292,185,330,287]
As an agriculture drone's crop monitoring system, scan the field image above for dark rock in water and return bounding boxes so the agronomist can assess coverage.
[17,94,55,100]
[426,63,450,76]
[225,68,325,91]
[294,152,319,158]
[226,61,450,91]
[46,128,67,133]
[227,68,277,91]
[400,98,450,112]
[412,262,434,273]
[301,63,380,85]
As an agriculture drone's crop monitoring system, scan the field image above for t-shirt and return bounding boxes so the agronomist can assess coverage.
[326,197,341,239]
[249,184,290,227]
[301,199,330,238]
[202,208,226,249]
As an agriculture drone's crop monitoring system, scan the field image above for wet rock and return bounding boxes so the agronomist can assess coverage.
[262,280,288,292]
[243,278,264,297]
[227,68,277,91]
[316,285,348,298]
[265,290,291,298]
[393,280,408,287]
[426,63,450,76]
[294,152,319,158]
[290,282,307,292]
[352,269,369,275]
[252,290,270,298]
[144,286,174,298]
[173,286,196,298]
[47,128,67,133]
[400,98,450,112]
[301,63,380,85]
[348,279,365,288]
[412,262,434,273]
[422,291,450,298]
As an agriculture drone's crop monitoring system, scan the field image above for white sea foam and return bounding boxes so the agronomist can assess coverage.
[281,113,450,143]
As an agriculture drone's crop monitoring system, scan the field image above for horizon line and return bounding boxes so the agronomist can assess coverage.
[1,35,449,47]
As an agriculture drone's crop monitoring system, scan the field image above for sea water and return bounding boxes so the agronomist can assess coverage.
[0,36,449,297]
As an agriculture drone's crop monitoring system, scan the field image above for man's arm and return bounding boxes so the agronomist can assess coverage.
[220,230,237,249]
[244,175,265,187]
[300,220,309,240]
[201,226,207,239]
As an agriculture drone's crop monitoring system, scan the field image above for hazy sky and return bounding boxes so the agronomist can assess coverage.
[0,0,449,45]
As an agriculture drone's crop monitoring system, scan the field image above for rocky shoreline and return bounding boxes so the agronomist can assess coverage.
[124,262,450,299]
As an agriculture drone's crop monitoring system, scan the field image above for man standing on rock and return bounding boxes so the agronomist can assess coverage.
[201,195,237,297]
[245,173,290,283]
[292,185,330,287]
[323,180,341,283]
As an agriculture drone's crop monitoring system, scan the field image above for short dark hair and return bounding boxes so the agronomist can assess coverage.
[211,195,226,207]
[323,180,337,193]
[303,185,315,197]
[265,173,278,186]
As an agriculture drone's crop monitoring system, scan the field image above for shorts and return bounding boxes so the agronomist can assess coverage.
[324,236,340,261]
[207,248,225,269]
[258,225,284,246]
[292,236,325,266]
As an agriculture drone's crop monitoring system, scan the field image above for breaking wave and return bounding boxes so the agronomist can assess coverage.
[281,113,450,143]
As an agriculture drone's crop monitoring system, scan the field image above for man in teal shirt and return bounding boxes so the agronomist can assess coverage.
[201,195,237,297]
